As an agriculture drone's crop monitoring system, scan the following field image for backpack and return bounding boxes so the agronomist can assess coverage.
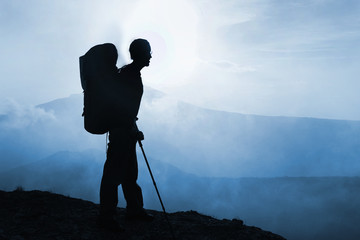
[79,43,119,134]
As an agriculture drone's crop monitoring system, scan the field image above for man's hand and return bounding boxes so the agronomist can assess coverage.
[136,130,144,141]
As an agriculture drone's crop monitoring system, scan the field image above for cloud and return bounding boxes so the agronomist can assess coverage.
[204,59,257,73]
[0,99,56,129]
[1,0,360,122]
[0,0,133,106]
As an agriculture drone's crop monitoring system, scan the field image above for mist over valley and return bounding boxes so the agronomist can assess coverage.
[1,88,360,240]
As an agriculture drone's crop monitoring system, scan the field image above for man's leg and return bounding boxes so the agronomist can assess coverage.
[98,135,125,231]
[121,141,144,211]
[122,181,144,212]
[121,142,153,221]
[99,128,131,216]
[99,160,119,218]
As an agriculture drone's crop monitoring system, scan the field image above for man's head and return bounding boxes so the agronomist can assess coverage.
[129,39,152,67]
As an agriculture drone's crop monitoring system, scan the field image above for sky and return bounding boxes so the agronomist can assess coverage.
[1,2,360,238]
[0,0,360,120]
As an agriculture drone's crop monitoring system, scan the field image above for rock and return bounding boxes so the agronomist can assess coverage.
[0,189,286,240]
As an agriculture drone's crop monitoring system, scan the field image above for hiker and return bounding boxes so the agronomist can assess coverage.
[98,39,153,231]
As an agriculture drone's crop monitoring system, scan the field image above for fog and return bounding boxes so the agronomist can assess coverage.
[1,150,359,240]
[1,91,360,240]
[1,0,360,120]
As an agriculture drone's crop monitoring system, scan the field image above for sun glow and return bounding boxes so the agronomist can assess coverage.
[121,0,199,87]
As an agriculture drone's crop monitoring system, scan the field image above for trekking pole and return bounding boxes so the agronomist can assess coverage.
[137,139,176,240]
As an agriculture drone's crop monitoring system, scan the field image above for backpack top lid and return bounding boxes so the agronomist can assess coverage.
[79,43,118,91]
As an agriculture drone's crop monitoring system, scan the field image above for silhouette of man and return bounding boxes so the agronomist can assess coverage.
[98,39,153,231]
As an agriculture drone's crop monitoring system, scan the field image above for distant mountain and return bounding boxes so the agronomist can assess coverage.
[0,189,286,240]
[17,86,360,177]
[2,87,360,240]
[1,87,360,177]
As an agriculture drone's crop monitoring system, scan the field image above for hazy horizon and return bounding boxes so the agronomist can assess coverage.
[1,0,360,120]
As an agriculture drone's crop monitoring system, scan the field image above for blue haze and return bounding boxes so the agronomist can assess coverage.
[1,89,360,240]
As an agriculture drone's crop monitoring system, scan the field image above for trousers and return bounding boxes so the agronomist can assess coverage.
[99,126,144,217]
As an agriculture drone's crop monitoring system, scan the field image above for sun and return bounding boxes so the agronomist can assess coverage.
[120,0,199,87]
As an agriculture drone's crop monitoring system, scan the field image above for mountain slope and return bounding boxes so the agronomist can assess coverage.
[0,189,286,240]
[38,90,360,177]
[1,150,360,240]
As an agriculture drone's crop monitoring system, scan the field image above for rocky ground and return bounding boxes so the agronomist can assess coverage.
[0,189,286,240]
